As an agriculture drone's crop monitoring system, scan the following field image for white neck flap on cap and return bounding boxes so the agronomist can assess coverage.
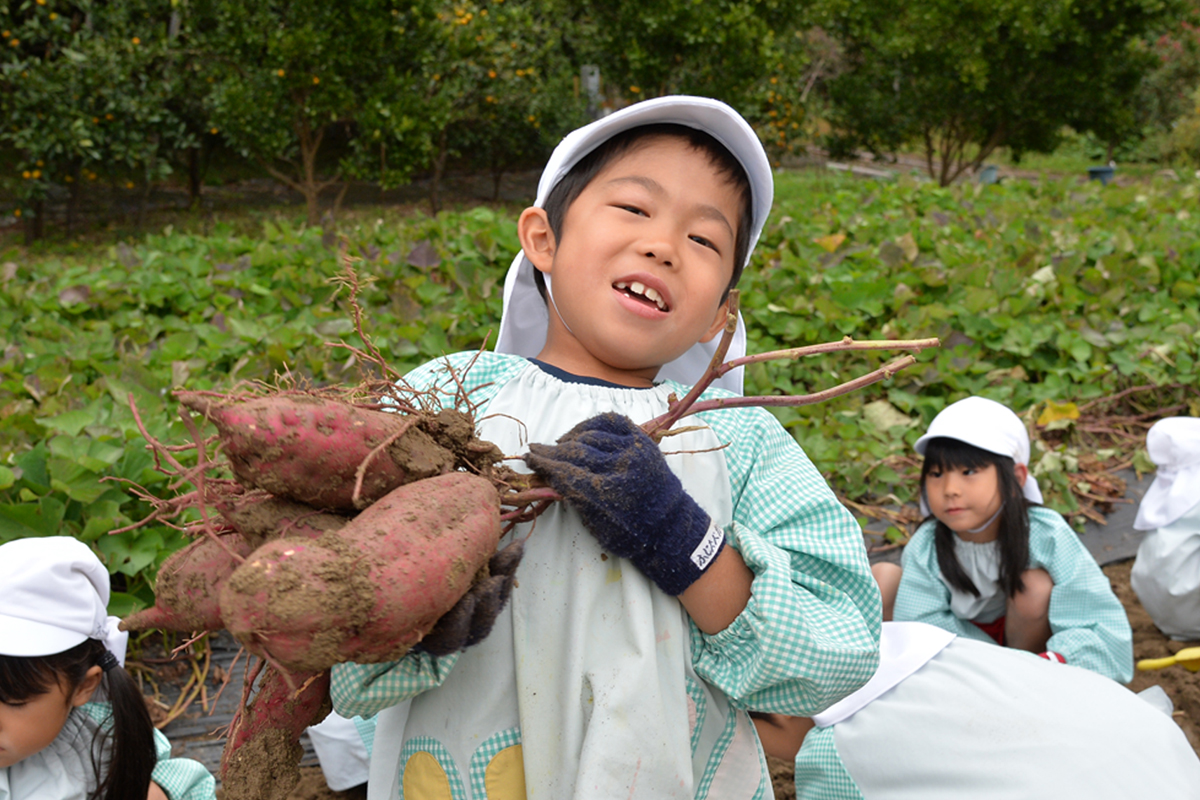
[495,95,773,394]
[1135,416,1200,531]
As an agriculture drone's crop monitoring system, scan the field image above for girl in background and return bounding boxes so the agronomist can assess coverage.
[0,536,215,800]
[873,396,1133,682]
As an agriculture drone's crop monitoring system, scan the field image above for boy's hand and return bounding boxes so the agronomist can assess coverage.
[414,539,524,657]
[524,412,724,596]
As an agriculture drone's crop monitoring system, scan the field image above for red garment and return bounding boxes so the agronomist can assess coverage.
[971,615,1006,645]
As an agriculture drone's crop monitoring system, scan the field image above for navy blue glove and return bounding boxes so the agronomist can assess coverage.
[524,412,724,596]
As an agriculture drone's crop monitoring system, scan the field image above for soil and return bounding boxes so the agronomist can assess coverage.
[763,558,1200,798]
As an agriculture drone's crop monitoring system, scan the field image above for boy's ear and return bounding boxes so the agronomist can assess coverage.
[518,207,556,274]
[699,298,733,344]
[71,665,103,707]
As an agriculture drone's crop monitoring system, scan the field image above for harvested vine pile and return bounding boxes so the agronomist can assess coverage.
[115,275,938,799]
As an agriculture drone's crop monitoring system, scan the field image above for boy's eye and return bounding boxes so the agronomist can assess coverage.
[689,234,718,252]
[617,204,647,216]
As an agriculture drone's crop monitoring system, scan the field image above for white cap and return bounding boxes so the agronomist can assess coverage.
[914,396,1043,506]
[1135,417,1200,531]
[494,95,773,393]
[0,536,128,665]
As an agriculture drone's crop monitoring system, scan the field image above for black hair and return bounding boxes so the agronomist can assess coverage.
[536,122,754,302]
[0,639,157,800]
[920,437,1033,599]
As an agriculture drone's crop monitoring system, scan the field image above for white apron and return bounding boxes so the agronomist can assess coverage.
[368,364,765,800]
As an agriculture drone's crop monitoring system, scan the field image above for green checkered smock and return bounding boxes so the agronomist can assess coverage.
[85,703,216,800]
[332,352,880,798]
[893,505,1133,682]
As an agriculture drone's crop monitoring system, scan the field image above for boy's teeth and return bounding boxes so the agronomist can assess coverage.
[614,280,667,311]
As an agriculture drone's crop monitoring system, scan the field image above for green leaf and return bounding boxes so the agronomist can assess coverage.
[97,528,164,578]
[0,497,67,541]
[107,591,145,618]
[38,409,99,437]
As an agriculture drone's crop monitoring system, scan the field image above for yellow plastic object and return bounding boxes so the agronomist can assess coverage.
[1137,647,1200,673]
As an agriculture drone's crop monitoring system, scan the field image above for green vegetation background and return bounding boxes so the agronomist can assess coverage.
[2,169,1198,612]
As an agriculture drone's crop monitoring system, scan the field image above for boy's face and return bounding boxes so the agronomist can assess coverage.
[521,136,742,386]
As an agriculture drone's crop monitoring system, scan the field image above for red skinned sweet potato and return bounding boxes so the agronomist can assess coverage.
[121,499,347,634]
[215,494,349,549]
[175,392,456,511]
[220,666,331,800]
[219,472,502,672]
[120,532,254,633]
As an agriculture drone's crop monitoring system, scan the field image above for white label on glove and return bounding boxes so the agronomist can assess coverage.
[690,523,725,571]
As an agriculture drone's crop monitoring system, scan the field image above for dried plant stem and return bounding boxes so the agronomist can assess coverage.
[644,354,920,433]
[351,417,418,508]
[644,309,939,437]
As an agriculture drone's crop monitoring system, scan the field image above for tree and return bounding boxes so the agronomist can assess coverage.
[363,0,584,213]
[552,1,817,164]
[195,0,432,225]
[0,0,192,240]
[816,0,1176,185]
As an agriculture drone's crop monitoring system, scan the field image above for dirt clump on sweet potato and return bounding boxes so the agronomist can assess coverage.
[220,666,332,800]
[216,494,349,549]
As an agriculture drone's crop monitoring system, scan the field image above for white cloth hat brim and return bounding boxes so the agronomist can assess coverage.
[1135,417,1200,530]
[495,95,770,393]
[0,614,89,657]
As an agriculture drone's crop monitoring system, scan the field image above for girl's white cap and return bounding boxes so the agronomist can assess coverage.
[494,95,774,393]
[1135,416,1200,531]
[915,396,1044,505]
[0,536,128,665]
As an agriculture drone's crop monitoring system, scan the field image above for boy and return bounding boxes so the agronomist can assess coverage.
[331,96,880,800]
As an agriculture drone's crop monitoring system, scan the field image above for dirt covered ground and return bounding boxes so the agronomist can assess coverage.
[766,559,1200,799]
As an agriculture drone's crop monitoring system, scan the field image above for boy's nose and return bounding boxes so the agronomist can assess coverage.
[642,249,673,267]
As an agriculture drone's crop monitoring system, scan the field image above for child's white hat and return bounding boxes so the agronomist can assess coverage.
[914,396,1044,505]
[1134,416,1200,530]
[0,536,128,665]
[495,95,774,393]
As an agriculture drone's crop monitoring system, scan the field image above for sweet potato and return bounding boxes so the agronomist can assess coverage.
[220,666,331,800]
[120,532,254,633]
[215,494,349,549]
[218,472,502,673]
[175,392,456,511]
[120,498,347,633]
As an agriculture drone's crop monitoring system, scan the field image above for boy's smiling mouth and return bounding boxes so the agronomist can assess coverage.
[614,280,670,312]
